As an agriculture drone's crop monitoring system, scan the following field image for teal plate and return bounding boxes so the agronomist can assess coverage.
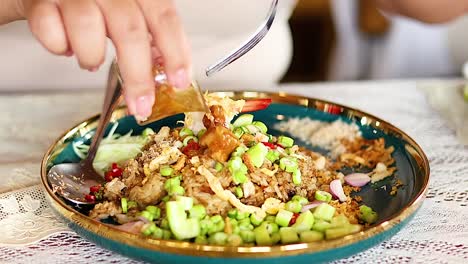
[41,91,429,264]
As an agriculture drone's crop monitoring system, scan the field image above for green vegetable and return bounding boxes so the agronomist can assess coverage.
[236,211,250,221]
[175,196,193,211]
[252,121,268,133]
[233,114,254,127]
[195,236,208,244]
[292,211,315,232]
[232,127,244,138]
[211,215,223,223]
[325,225,361,240]
[300,230,324,242]
[160,218,170,230]
[145,205,161,219]
[164,177,181,191]
[239,230,255,243]
[250,213,264,226]
[265,215,276,223]
[162,230,172,240]
[279,157,298,172]
[127,200,137,210]
[312,220,333,232]
[234,187,243,198]
[291,195,309,205]
[197,129,207,138]
[331,215,349,228]
[179,127,194,137]
[183,136,198,146]
[227,209,238,219]
[285,200,302,213]
[265,150,280,163]
[209,232,228,245]
[271,232,281,244]
[141,222,157,236]
[292,169,302,185]
[253,224,272,246]
[238,221,254,231]
[232,146,247,157]
[166,201,200,240]
[232,168,248,185]
[189,204,206,220]
[359,205,378,224]
[313,203,336,221]
[168,185,185,196]
[245,124,260,134]
[139,210,154,222]
[151,227,164,239]
[246,143,269,167]
[262,222,279,234]
[464,85,468,102]
[161,195,170,202]
[208,221,226,235]
[277,136,294,148]
[275,209,294,227]
[228,157,243,171]
[214,162,224,172]
[227,234,243,246]
[314,191,332,202]
[160,166,174,177]
[121,198,128,214]
[141,128,155,137]
[279,227,299,244]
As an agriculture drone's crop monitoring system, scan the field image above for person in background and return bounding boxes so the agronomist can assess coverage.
[0,0,466,121]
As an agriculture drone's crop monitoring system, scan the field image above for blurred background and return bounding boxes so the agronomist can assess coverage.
[1,0,468,91]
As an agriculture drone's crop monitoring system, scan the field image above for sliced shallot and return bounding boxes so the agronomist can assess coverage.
[330,179,347,202]
[344,173,371,187]
[301,201,325,212]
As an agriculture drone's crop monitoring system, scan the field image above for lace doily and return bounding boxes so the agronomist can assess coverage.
[1,83,467,263]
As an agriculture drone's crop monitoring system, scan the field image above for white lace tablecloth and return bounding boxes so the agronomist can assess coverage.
[0,81,467,264]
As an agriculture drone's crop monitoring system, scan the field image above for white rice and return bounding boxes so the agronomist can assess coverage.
[274,118,361,157]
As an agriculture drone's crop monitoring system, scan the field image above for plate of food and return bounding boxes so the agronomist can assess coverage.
[41,91,429,264]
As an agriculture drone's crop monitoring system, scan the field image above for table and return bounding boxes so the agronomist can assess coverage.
[0,81,467,263]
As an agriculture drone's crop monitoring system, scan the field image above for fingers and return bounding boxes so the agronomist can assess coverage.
[138,0,192,89]
[24,1,68,55]
[59,0,106,71]
[96,0,154,120]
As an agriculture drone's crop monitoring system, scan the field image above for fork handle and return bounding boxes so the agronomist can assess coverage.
[86,60,123,163]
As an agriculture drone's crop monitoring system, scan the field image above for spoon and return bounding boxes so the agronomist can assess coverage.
[47,60,122,205]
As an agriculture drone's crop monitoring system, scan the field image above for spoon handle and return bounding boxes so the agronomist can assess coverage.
[86,60,123,163]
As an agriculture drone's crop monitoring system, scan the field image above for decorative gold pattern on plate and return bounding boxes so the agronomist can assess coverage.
[40,91,430,258]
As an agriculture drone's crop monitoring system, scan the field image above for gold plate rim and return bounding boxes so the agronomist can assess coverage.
[40,91,430,258]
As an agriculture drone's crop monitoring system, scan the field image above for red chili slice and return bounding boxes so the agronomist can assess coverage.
[241,99,272,113]
[89,185,101,194]
[261,142,277,149]
[85,194,96,203]
[182,141,201,157]
[289,213,300,226]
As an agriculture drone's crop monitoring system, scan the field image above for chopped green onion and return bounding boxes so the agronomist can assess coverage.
[160,218,170,230]
[275,209,294,227]
[291,195,309,205]
[279,227,299,244]
[145,205,161,219]
[299,230,324,242]
[127,200,137,210]
[285,200,302,213]
[279,157,298,173]
[142,128,155,137]
[228,157,243,171]
[183,136,198,146]
[175,196,194,211]
[232,127,244,138]
[252,121,268,133]
[211,215,223,223]
[121,198,128,214]
[197,129,207,138]
[231,146,247,157]
[209,232,228,245]
[214,162,224,172]
[262,222,279,234]
[250,213,264,226]
[315,191,332,202]
[227,234,243,246]
[239,230,255,243]
[253,224,272,246]
[232,170,248,185]
[277,136,294,148]
[266,150,280,163]
[234,186,243,198]
[162,230,172,240]
[161,195,170,202]
[292,211,315,232]
[160,166,174,177]
[179,127,194,137]
[359,205,378,224]
[189,204,206,219]
[164,177,181,191]
[140,210,154,221]
[199,219,212,236]
[246,143,269,167]
[195,235,208,244]
[292,169,302,185]
[169,185,185,196]
[265,215,276,223]
[267,134,274,142]
[151,227,164,239]
[238,222,254,231]
[233,114,254,127]
[141,222,157,236]
[236,211,250,220]
[313,203,336,222]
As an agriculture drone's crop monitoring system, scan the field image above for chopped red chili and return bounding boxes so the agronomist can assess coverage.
[289,213,300,226]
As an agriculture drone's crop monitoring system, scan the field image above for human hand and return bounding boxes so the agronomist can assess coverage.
[2,0,192,120]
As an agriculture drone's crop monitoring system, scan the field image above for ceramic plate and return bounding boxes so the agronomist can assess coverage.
[41,91,429,264]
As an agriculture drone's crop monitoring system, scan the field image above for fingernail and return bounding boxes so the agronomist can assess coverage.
[168,68,190,90]
[65,50,73,57]
[135,94,154,119]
